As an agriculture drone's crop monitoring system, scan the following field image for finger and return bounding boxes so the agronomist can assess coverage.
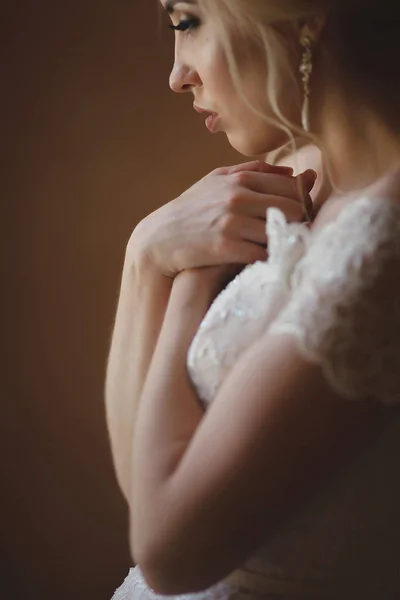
[223,239,267,265]
[227,215,268,245]
[218,160,294,177]
[233,191,306,222]
[231,169,317,202]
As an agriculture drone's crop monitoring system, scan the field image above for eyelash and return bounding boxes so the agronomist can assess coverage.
[169,18,200,33]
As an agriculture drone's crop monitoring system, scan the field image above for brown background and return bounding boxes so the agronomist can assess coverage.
[1,1,240,598]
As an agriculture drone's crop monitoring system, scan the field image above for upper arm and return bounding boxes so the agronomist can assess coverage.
[142,333,381,594]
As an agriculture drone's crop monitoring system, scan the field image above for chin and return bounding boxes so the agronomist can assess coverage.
[226,130,287,158]
[226,136,265,158]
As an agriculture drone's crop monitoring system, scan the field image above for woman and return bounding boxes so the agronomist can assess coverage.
[107,1,400,598]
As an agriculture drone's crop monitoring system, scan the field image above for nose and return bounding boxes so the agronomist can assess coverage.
[169,62,202,93]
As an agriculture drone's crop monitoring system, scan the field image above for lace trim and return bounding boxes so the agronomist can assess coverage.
[269,196,400,405]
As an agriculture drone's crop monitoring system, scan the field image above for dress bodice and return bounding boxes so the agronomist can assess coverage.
[188,196,400,408]
[187,207,311,407]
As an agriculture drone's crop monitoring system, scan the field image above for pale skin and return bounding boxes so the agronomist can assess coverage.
[105,0,400,594]
[105,160,317,501]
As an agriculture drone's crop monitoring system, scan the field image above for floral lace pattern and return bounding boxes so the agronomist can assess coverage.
[269,196,400,405]
[189,196,400,407]
[187,207,312,406]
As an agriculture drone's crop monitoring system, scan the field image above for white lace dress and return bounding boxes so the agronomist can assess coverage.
[112,196,400,600]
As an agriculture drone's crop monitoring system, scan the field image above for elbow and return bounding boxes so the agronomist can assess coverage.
[131,547,180,596]
[131,543,189,596]
[130,536,173,595]
[133,544,216,596]
[138,562,214,596]
[129,510,218,594]
[129,515,186,594]
[137,561,178,596]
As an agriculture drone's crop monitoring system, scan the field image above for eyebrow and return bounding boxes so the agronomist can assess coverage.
[165,0,196,15]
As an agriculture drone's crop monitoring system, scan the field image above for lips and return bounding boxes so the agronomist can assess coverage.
[193,104,218,118]
[193,104,220,133]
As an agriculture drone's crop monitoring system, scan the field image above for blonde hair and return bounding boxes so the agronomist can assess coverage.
[200,0,400,187]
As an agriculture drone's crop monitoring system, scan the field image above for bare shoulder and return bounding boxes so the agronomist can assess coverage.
[311,167,400,234]
[310,195,349,233]
[366,166,400,207]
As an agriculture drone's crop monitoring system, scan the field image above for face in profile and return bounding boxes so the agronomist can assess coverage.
[162,0,302,157]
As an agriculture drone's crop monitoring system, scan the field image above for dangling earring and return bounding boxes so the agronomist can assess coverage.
[299,25,313,132]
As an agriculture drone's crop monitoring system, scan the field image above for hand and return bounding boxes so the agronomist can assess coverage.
[128,160,316,278]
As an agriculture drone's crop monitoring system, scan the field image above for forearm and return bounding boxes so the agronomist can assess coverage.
[131,270,214,561]
[105,247,173,502]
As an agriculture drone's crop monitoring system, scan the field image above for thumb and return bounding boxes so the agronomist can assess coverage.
[297,169,318,192]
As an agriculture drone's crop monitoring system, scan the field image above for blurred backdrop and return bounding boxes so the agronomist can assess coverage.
[1,1,240,598]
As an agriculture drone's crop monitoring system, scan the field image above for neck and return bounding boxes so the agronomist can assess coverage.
[318,90,400,194]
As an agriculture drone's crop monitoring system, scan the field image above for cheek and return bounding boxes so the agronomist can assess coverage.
[194,34,301,155]
[223,63,300,155]
[195,36,236,102]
